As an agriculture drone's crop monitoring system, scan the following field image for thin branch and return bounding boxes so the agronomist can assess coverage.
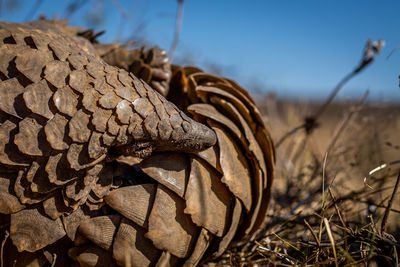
[275,123,305,148]
[50,254,57,267]
[256,241,298,265]
[304,219,320,247]
[1,230,9,267]
[328,187,347,230]
[386,45,400,60]
[169,0,185,61]
[324,218,339,267]
[381,171,400,233]
[276,39,384,148]
[325,91,369,155]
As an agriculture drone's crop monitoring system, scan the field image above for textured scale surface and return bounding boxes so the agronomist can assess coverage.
[33,19,172,96]
[0,19,275,267]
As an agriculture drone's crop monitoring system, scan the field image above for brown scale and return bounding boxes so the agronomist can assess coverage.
[44,113,70,150]
[146,184,199,259]
[0,21,216,262]
[68,53,88,70]
[68,110,91,143]
[0,172,25,214]
[69,69,89,93]
[139,153,189,198]
[91,107,112,132]
[184,156,232,237]
[10,207,66,252]
[88,131,107,159]
[115,99,134,124]
[23,79,54,120]
[113,218,161,267]
[42,191,72,220]
[114,84,139,102]
[98,91,122,110]
[44,60,70,88]
[53,85,79,117]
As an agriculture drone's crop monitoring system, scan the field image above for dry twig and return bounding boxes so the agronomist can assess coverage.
[1,230,9,267]
[276,39,384,148]
[381,171,400,233]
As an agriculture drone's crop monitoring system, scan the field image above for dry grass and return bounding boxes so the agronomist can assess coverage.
[206,97,400,266]
[204,39,399,266]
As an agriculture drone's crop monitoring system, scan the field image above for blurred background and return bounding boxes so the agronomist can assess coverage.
[2,0,400,102]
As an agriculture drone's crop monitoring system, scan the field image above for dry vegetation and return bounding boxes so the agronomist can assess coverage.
[202,37,399,266]
[206,81,400,267]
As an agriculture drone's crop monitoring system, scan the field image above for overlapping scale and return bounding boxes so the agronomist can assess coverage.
[184,156,232,237]
[77,214,121,251]
[10,207,66,252]
[104,184,155,227]
[113,218,160,267]
[146,184,199,258]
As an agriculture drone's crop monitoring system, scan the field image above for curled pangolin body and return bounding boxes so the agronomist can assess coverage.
[0,20,274,267]
[0,20,215,261]
[66,66,275,266]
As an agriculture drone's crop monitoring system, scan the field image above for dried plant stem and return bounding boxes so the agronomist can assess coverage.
[275,124,305,148]
[256,241,297,265]
[50,254,57,267]
[313,71,356,121]
[328,187,347,229]
[1,230,9,267]
[276,39,383,148]
[324,218,339,267]
[273,233,303,254]
[304,219,320,247]
[322,152,328,211]
[325,91,368,156]
[381,171,400,233]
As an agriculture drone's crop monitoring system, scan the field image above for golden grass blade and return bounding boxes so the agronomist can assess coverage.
[324,218,338,267]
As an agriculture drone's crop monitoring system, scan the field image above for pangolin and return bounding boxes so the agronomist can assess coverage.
[1,20,275,267]
[0,21,216,258]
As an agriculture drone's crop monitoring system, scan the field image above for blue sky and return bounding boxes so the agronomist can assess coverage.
[2,0,400,101]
